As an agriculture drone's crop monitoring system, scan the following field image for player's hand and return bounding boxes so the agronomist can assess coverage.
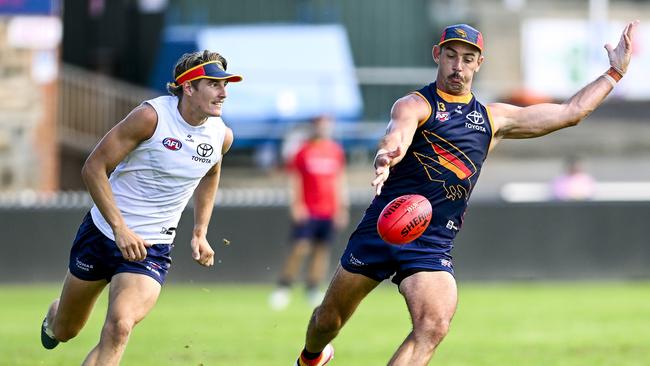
[191,235,215,267]
[290,204,308,223]
[372,147,401,196]
[604,20,639,74]
[113,226,152,262]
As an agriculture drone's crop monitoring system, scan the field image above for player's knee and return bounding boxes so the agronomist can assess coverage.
[413,316,451,344]
[103,318,135,343]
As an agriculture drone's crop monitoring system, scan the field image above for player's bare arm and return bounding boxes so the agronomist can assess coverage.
[335,170,350,229]
[489,20,637,146]
[190,127,233,267]
[372,93,430,195]
[81,104,158,261]
[289,172,308,223]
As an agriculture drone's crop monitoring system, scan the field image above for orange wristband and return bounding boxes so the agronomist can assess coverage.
[606,67,623,82]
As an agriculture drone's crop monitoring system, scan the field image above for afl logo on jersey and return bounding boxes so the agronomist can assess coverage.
[436,111,450,122]
[162,137,183,151]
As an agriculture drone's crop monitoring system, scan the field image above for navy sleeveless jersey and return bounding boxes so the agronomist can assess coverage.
[370,82,494,246]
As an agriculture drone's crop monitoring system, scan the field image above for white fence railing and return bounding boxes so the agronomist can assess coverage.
[0,188,375,208]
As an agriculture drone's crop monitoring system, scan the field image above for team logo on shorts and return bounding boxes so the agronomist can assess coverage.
[145,261,161,277]
[75,258,94,271]
[162,137,182,151]
[347,253,366,267]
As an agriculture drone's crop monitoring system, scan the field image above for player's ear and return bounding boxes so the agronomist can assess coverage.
[182,81,194,96]
[475,54,485,72]
[432,45,441,64]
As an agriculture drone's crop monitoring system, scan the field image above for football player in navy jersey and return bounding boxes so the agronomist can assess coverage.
[294,21,638,366]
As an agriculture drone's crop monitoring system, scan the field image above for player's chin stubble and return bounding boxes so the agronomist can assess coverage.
[446,73,465,93]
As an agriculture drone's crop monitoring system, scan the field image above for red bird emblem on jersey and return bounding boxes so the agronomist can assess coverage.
[413,130,478,201]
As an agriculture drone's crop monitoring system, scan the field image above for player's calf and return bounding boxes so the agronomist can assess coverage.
[309,305,345,337]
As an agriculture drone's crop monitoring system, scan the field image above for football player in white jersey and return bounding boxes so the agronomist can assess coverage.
[40,50,242,366]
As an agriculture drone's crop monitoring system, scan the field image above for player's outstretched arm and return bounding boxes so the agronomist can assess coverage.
[191,127,233,267]
[489,20,638,144]
[372,94,429,195]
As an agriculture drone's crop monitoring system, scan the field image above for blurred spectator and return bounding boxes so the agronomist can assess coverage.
[269,116,349,310]
[253,140,279,174]
[551,156,595,200]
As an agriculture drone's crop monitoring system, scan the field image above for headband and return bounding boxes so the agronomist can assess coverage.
[170,61,243,87]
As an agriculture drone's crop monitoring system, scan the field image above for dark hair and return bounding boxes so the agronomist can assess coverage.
[166,50,228,97]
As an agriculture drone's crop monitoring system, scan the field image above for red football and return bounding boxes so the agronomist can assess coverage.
[377,194,432,245]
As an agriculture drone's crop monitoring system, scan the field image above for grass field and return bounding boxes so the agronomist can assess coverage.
[1,282,649,365]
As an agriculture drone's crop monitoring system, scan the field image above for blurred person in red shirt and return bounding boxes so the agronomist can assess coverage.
[270,116,349,310]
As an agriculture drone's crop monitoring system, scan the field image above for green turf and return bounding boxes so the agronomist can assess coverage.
[2,282,649,365]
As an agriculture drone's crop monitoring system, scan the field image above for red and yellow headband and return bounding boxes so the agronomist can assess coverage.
[171,61,243,87]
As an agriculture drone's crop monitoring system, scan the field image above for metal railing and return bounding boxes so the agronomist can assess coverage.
[58,64,156,151]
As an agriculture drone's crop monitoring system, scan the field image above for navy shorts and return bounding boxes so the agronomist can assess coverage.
[340,210,454,286]
[291,218,335,244]
[69,213,172,285]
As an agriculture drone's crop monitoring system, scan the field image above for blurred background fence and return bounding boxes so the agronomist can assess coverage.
[1,199,649,283]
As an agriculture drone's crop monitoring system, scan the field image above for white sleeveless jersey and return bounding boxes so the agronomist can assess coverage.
[90,95,227,244]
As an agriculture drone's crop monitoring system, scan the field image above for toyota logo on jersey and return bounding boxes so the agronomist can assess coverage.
[196,143,214,157]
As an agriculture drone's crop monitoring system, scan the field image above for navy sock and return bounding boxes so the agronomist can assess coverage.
[301,348,321,360]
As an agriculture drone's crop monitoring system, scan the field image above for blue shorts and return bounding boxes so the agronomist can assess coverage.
[68,213,172,285]
[340,206,454,286]
[291,218,335,244]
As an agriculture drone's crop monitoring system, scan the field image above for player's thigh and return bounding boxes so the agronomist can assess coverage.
[320,265,380,322]
[106,272,162,324]
[55,270,108,329]
[398,271,457,324]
